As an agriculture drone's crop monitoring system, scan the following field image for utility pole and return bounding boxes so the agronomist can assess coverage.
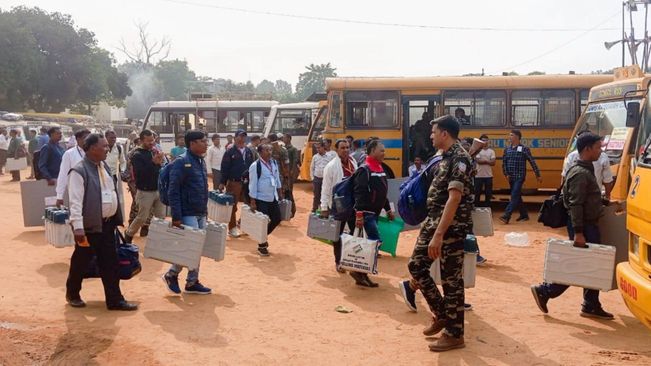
[605,1,651,72]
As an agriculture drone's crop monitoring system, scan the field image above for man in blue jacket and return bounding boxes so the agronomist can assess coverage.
[38,127,65,185]
[219,129,255,237]
[162,130,212,295]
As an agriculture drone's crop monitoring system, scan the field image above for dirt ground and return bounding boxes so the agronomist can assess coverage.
[0,171,650,366]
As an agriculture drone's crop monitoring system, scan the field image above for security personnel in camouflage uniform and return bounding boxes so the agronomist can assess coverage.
[404,115,474,352]
[282,133,301,217]
[269,133,290,192]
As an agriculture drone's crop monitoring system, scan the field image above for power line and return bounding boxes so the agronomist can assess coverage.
[160,0,619,32]
[496,10,622,72]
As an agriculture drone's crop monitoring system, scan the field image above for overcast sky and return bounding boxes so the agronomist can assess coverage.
[0,0,642,86]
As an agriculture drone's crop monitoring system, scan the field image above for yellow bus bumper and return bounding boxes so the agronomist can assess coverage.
[616,262,651,330]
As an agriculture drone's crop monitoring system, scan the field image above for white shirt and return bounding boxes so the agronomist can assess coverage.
[325,150,337,160]
[310,152,334,179]
[475,148,496,178]
[105,143,126,176]
[69,162,118,230]
[0,135,7,150]
[206,145,225,171]
[408,164,426,177]
[56,147,85,199]
[66,135,76,149]
[321,156,358,210]
[561,150,613,191]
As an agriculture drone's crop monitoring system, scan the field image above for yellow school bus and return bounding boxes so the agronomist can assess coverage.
[318,74,611,190]
[581,66,651,329]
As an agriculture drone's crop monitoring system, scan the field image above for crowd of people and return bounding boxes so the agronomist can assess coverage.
[10,112,615,353]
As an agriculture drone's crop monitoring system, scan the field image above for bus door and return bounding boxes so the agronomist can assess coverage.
[401,95,439,176]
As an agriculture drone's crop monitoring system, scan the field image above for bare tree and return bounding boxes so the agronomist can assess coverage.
[117,21,171,65]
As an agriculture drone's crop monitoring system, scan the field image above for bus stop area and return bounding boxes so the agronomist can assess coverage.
[0,177,649,366]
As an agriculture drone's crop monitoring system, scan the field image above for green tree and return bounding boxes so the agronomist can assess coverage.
[527,71,546,75]
[255,79,276,95]
[0,7,130,112]
[295,63,337,101]
[155,59,196,100]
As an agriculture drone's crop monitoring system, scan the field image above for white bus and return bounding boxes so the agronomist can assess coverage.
[263,102,319,151]
[141,100,278,152]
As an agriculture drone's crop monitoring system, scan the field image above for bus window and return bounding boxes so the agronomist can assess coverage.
[147,111,170,134]
[329,92,342,128]
[580,89,590,113]
[512,90,541,127]
[272,109,311,135]
[444,90,505,127]
[251,111,266,132]
[543,90,575,127]
[218,110,244,133]
[345,91,399,129]
[199,110,218,133]
[311,107,328,140]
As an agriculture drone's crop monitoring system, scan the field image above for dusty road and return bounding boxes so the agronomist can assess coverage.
[0,172,650,365]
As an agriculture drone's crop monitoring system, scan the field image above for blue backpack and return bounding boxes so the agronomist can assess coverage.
[398,156,443,225]
[158,155,188,206]
[331,166,369,221]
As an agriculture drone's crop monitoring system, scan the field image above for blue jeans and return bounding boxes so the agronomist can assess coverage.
[539,222,601,310]
[362,212,381,242]
[167,215,206,286]
[504,178,528,219]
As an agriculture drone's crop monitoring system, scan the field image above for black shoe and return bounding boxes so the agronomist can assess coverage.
[362,274,379,288]
[107,300,138,311]
[499,216,510,224]
[530,285,549,314]
[66,295,86,308]
[257,245,270,257]
[516,216,530,222]
[139,225,149,237]
[350,272,367,286]
[581,307,614,320]
[399,280,417,312]
[124,234,134,243]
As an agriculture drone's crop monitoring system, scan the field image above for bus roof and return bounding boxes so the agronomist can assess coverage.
[149,100,279,109]
[271,102,319,110]
[325,74,613,91]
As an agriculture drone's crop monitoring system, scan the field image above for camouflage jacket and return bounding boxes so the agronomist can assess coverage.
[271,142,290,187]
[426,141,475,243]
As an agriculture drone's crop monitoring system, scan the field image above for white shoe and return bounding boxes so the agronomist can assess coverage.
[229,228,241,238]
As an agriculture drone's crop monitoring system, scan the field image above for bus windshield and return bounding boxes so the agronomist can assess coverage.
[271,109,311,135]
[572,100,638,165]
[309,107,328,141]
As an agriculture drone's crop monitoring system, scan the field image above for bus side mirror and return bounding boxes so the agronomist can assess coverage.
[626,101,640,127]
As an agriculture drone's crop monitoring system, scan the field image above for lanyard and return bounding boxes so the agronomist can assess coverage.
[76,147,83,159]
[260,159,273,173]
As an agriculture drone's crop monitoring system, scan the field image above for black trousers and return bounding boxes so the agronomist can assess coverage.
[255,199,281,245]
[66,221,125,306]
[333,216,357,265]
[312,177,323,213]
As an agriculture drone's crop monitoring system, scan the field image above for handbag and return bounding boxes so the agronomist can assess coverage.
[339,227,381,275]
[538,191,568,228]
[84,229,141,280]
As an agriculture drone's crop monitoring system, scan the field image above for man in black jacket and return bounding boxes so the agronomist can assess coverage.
[351,139,395,287]
[531,132,613,320]
[124,129,166,243]
[219,129,255,237]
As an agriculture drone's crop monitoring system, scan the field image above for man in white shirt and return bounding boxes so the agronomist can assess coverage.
[65,133,137,311]
[323,138,337,160]
[56,129,90,207]
[561,132,614,199]
[206,134,225,190]
[104,130,126,177]
[408,156,426,178]
[474,134,496,206]
[310,141,335,212]
[0,128,8,175]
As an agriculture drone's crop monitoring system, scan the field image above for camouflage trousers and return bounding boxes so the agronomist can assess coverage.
[407,217,465,338]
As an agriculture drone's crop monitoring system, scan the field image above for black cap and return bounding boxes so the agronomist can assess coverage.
[235,129,247,137]
[576,132,602,153]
